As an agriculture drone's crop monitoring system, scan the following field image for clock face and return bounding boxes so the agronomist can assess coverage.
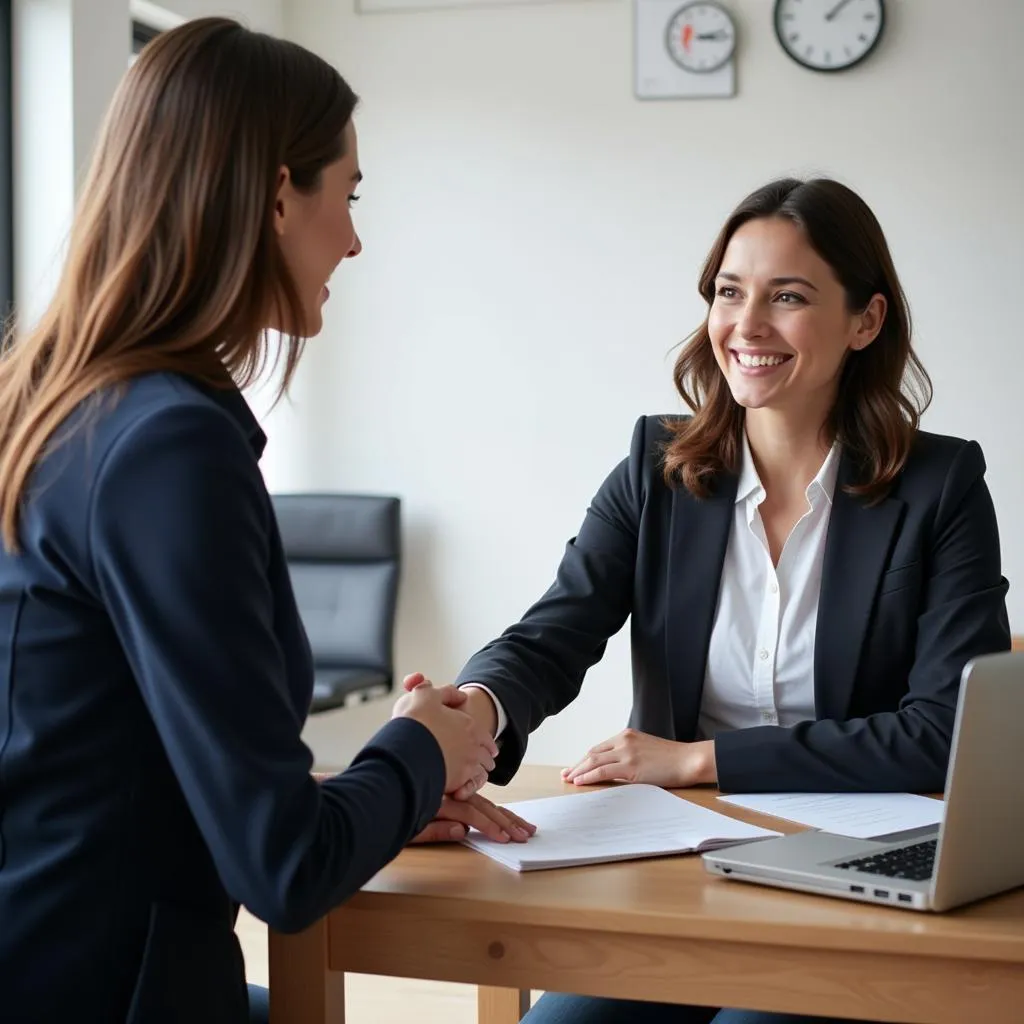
[774,0,885,73]
[665,2,737,75]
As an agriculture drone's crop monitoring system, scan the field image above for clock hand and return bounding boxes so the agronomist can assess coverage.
[825,0,855,20]
[696,30,730,41]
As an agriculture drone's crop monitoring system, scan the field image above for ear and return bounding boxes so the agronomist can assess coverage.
[850,293,887,351]
[273,165,293,238]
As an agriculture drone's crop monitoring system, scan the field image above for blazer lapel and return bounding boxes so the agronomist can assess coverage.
[815,452,905,720]
[665,475,737,740]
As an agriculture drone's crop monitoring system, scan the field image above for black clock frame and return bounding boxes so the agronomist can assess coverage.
[772,0,886,74]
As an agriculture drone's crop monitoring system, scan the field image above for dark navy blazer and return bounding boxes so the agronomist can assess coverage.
[0,373,444,1023]
[458,415,1011,792]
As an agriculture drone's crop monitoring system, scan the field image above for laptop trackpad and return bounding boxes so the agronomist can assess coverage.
[728,830,892,868]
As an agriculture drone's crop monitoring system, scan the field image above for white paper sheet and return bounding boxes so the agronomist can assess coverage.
[716,792,943,839]
[463,784,780,872]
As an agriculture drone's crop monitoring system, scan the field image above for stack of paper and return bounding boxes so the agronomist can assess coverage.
[463,784,781,872]
[716,792,943,839]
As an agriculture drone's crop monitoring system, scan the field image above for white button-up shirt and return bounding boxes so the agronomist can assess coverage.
[697,435,840,739]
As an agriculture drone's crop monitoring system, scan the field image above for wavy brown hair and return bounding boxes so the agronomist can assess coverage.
[663,178,932,503]
[0,17,358,551]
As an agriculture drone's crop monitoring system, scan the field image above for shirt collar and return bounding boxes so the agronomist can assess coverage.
[735,432,763,505]
[809,441,842,507]
[735,432,842,507]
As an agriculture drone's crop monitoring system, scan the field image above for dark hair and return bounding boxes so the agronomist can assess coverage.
[662,177,932,503]
[0,18,359,550]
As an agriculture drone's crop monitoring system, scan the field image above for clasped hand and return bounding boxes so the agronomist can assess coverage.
[561,728,717,788]
[393,673,536,846]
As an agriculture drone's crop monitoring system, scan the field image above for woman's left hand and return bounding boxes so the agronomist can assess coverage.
[409,793,537,845]
[313,771,537,844]
[561,729,717,788]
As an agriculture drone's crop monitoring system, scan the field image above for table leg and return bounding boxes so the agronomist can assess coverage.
[269,918,345,1024]
[478,986,530,1024]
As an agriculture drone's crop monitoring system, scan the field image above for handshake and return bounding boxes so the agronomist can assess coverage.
[312,674,536,846]
[391,674,499,800]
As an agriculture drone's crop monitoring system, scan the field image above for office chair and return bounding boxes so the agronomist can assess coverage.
[272,493,401,713]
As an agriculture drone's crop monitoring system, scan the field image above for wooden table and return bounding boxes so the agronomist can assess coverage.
[269,766,1024,1024]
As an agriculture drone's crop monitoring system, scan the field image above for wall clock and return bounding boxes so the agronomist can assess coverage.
[773,0,885,73]
[635,0,737,100]
[665,1,737,74]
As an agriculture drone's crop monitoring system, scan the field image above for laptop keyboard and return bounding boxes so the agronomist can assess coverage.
[835,838,937,882]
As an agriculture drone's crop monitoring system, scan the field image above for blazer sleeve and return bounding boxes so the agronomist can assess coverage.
[88,403,445,933]
[455,416,652,782]
[715,440,1011,793]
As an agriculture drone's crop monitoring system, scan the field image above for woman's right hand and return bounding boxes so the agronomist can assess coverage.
[392,681,498,796]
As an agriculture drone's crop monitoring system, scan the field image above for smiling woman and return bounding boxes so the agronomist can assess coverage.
[0,17,507,1024]
[664,177,930,507]
[440,176,1011,1024]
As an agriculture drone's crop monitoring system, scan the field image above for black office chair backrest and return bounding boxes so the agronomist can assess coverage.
[272,494,401,712]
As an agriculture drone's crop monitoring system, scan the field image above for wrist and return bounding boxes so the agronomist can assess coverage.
[697,739,718,785]
[461,686,498,738]
[679,739,717,786]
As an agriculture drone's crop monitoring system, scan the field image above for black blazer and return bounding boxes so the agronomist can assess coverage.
[457,415,1011,793]
[0,373,444,1024]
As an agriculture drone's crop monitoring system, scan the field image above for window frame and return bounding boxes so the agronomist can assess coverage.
[0,0,13,321]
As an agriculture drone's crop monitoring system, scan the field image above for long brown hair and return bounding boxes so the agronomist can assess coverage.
[663,177,932,503]
[0,17,358,551]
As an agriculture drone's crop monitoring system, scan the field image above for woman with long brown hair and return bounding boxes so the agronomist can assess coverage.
[0,17,536,1024]
[439,177,1011,1024]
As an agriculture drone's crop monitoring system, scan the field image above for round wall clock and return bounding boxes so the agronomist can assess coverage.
[665,1,738,75]
[773,0,885,73]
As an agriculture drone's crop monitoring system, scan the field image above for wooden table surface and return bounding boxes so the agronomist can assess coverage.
[270,766,1024,1024]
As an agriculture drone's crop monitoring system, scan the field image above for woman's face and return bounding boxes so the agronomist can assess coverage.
[273,120,363,337]
[707,216,885,421]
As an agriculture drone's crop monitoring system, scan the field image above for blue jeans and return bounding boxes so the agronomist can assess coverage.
[522,994,882,1024]
[251,984,879,1024]
[248,984,269,1023]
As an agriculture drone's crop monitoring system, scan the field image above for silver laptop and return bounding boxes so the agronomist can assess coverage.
[702,651,1024,912]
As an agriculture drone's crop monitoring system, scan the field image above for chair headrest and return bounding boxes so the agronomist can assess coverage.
[272,494,400,561]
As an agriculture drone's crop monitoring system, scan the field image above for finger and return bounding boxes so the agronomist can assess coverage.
[437,799,511,843]
[452,771,488,801]
[571,762,633,786]
[561,737,616,779]
[452,780,476,801]
[564,750,620,782]
[501,808,537,835]
[408,820,468,844]
[562,747,610,778]
[402,672,428,691]
[461,795,532,841]
[563,754,600,781]
[436,684,468,708]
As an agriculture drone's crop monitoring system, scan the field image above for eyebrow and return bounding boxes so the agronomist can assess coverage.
[716,271,819,292]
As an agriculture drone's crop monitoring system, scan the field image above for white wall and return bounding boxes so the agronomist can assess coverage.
[158,0,280,32]
[278,0,1024,767]
[12,0,282,323]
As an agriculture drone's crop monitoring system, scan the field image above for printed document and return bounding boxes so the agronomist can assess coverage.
[463,784,780,872]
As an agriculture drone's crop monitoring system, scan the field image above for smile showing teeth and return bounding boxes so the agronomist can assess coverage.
[736,352,788,368]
